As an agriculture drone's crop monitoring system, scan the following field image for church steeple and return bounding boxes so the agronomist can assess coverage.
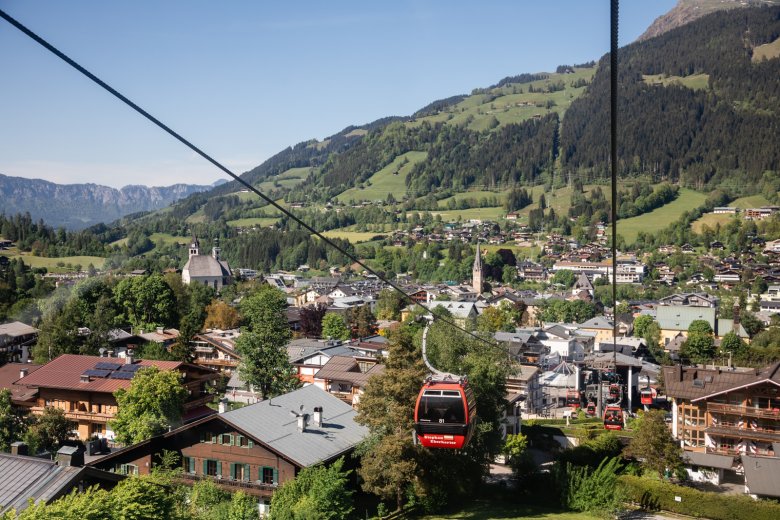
[472,241,483,294]
[189,235,200,258]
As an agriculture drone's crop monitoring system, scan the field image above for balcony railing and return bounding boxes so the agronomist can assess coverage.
[707,402,780,419]
[706,446,776,457]
[180,472,277,493]
[706,424,780,443]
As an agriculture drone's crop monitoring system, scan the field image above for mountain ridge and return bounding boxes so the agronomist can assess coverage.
[0,173,223,230]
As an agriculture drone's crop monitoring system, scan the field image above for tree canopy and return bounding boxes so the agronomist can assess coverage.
[111,366,188,445]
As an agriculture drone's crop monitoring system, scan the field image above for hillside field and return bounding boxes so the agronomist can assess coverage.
[617,188,708,244]
[336,151,427,203]
[5,253,106,272]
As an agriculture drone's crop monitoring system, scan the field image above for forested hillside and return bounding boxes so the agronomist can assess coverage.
[561,5,780,187]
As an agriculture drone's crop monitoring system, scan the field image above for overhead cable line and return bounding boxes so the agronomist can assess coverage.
[0,8,512,356]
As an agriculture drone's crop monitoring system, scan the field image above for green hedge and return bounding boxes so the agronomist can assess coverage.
[618,475,780,520]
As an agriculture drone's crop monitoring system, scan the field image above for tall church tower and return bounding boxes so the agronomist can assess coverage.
[189,236,200,258]
[472,241,484,294]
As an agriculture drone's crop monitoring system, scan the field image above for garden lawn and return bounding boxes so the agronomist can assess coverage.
[422,502,600,520]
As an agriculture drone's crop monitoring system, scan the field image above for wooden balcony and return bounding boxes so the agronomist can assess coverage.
[64,411,113,423]
[706,424,780,443]
[707,402,780,420]
[179,472,276,496]
[706,446,776,457]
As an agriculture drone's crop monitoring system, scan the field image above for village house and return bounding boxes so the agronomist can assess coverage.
[191,329,242,374]
[0,321,39,364]
[88,385,369,515]
[663,363,780,498]
[312,355,385,407]
[655,305,748,346]
[12,354,220,440]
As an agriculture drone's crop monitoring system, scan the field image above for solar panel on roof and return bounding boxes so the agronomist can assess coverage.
[118,363,143,372]
[83,369,112,378]
[109,371,134,380]
[94,362,121,371]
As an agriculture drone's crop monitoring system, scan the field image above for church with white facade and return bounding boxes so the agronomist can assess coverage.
[182,236,233,291]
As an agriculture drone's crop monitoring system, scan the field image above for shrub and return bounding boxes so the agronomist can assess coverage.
[619,475,780,520]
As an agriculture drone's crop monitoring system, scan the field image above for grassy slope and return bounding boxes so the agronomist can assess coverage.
[618,188,708,244]
[753,36,780,62]
[6,253,106,271]
[336,151,427,203]
[691,194,772,232]
[642,73,710,90]
[408,67,596,133]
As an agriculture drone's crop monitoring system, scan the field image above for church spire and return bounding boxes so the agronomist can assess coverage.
[472,241,483,294]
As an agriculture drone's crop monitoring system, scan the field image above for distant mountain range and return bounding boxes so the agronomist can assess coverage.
[0,173,225,229]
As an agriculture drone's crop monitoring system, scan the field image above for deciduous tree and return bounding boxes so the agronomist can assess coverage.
[269,458,354,520]
[0,389,27,452]
[111,367,188,445]
[625,409,683,478]
[203,300,240,330]
[236,285,298,398]
[322,312,350,341]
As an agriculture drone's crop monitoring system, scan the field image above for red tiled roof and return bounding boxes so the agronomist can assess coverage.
[16,354,182,394]
[0,363,43,403]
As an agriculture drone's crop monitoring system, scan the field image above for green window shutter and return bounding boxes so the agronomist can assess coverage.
[217,461,222,476]
[227,434,234,446]
[189,457,195,473]
[230,463,236,479]
[273,468,278,485]
[217,434,223,445]
[236,435,243,447]
[247,439,254,448]
[203,460,208,474]
[210,433,216,443]
[244,464,250,482]
[258,467,263,481]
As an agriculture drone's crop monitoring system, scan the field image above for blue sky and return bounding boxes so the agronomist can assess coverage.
[0,1,677,188]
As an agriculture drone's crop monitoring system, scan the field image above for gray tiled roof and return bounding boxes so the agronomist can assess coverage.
[683,451,735,470]
[0,453,83,513]
[184,255,231,278]
[743,455,780,497]
[221,385,369,467]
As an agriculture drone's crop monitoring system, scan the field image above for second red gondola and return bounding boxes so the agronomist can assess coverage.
[603,405,624,430]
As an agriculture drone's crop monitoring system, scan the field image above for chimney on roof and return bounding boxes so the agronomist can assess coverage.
[313,406,323,427]
[56,446,84,467]
[297,413,309,432]
[10,441,28,456]
[19,367,28,379]
[156,326,164,334]
[125,349,135,365]
[80,374,90,383]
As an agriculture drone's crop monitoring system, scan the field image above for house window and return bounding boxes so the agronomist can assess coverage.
[91,423,104,435]
[200,431,215,443]
[236,435,253,448]
[204,459,222,477]
[219,433,234,445]
[260,466,278,485]
[118,464,138,475]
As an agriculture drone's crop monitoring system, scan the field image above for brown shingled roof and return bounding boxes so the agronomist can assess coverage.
[16,354,182,394]
[662,362,780,401]
[313,356,384,388]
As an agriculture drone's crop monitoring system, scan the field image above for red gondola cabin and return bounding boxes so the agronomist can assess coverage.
[603,405,624,430]
[566,390,581,408]
[414,378,476,449]
[586,401,596,415]
[640,387,654,405]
